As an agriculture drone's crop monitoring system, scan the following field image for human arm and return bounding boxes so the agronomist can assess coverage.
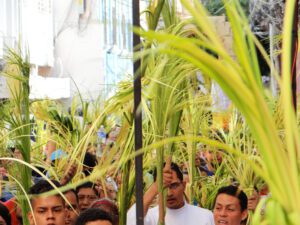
[143,164,173,216]
[60,164,77,185]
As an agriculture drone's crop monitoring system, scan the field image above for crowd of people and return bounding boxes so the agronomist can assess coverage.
[0,127,265,225]
[0,160,263,225]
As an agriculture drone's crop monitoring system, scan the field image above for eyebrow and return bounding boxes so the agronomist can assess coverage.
[216,203,237,207]
[36,205,64,209]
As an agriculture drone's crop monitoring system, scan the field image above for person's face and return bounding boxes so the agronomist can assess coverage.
[204,150,223,164]
[204,150,214,162]
[45,141,56,156]
[216,151,223,164]
[106,184,117,201]
[87,145,97,155]
[195,154,201,167]
[166,170,186,209]
[28,195,66,225]
[65,191,79,225]
[78,188,98,211]
[86,220,112,225]
[213,194,248,225]
[14,148,23,160]
[0,216,7,225]
[247,190,259,211]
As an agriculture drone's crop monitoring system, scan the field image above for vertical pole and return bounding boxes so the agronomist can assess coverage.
[291,1,298,110]
[270,24,278,97]
[132,0,144,225]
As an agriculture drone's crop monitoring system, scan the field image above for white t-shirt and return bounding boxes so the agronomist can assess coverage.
[127,203,215,225]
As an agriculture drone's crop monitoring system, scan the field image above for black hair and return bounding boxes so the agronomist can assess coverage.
[76,182,98,196]
[0,202,11,225]
[28,180,63,204]
[29,179,61,195]
[90,198,119,225]
[83,152,97,176]
[75,208,113,225]
[153,162,183,182]
[214,185,248,211]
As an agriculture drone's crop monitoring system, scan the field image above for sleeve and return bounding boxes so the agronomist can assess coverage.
[208,210,215,225]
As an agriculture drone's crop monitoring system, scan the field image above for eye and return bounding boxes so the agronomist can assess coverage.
[54,207,63,212]
[37,209,46,214]
[78,195,85,200]
[89,196,97,201]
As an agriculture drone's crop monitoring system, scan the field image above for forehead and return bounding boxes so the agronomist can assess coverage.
[65,191,77,203]
[78,187,96,195]
[32,195,64,208]
[170,170,181,182]
[215,194,241,207]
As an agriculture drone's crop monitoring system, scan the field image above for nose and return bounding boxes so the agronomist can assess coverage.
[219,208,228,217]
[167,187,173,197]
[66,209,70,218]
[47,210,55,219]
[83,197,90,206]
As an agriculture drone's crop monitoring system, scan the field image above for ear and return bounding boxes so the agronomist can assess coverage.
[182,180,187,189]
[28,211,34,225]
[241,209,248,221]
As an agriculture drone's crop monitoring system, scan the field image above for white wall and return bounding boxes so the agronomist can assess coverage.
[22,0,54,66]
[52,0,105,101]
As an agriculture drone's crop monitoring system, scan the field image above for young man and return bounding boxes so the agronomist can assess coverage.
[65,189,79,225]
[75,208,113,225]
[28,180,66,225]
[213,185,248,225]
[76,182,98,212]
[127,162,214,225]
[201,149,223,176]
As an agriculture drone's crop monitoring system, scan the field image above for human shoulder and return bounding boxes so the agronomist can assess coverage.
[185,204,214,221]
[186,203,212,212]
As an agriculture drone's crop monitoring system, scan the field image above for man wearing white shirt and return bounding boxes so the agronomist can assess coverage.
[127,162,214,225]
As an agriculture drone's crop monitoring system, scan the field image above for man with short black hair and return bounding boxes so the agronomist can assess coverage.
[75,208,113,225]
[65,189,79,225]
[127,162,214,225]
[213,185,248,225]
[28,180,66,225]
[76,182,98,212]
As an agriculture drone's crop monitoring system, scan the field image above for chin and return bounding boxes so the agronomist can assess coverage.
[167,204,180,209]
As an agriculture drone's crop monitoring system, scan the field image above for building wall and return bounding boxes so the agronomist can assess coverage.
[52,0,105,101]
[22,0,54,66]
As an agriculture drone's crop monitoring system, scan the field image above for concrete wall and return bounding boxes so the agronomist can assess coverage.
[51,0,104,101]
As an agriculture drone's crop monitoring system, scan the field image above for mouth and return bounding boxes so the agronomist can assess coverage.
[217,220,228,224]
[167,198,176,204]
